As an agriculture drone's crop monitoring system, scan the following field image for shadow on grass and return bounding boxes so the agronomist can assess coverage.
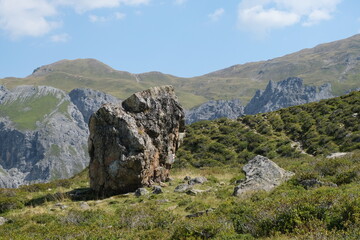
[25,188,99,207]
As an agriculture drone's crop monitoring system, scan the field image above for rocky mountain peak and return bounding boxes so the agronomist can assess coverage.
[185,99,244,124]
[69,88,121,124]
[244,77,334,115]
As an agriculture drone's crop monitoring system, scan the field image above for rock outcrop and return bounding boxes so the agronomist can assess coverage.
[69,88,121,124]
[244,77,333,115]
[185,99,244,124]
[0,86,89,188]
[88,86,185,196]
[233,155,294,196]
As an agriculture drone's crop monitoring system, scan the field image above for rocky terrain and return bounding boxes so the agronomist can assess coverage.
[89,86,185,196]
[69,88,121,124]
[185,77,333,123]
[233,155,294,196]
[244,77,333,114]
[0,86,120,188]
[185,99,244,124]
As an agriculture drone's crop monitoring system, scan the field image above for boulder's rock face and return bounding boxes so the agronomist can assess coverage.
[244,77,333,115]
[0,86,89,188]
[88,86,185,196]
[185,99,244,124]
[233,155,294,196]
[69,88,121,124]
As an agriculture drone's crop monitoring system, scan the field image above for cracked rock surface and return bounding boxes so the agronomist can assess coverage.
[88,86,185,197]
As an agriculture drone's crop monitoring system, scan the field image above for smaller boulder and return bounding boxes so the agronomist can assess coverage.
[79,202,91,210]
[0,217,8,226]
[233,155,294,196]
[174,184,192,193]
[185,189,208,196]
[135,188,149,197]
[152,186,163,194]
[299,178,337,189]
[326,152,349,159]
[188,176,207,185]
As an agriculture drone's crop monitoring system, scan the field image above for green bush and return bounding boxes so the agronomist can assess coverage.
[0,197,24,213]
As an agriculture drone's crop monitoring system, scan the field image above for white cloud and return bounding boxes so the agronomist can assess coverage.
[174,0,187,5]
[50,33,70,42]
[89,14,108,23]
[89,12,126,23]
[0,0,148,39]
[238,0,342,35]
[0,0,60,38]
[303,9,331,26]
[55,0,150,13]
[115,12,126,20]
[209,8,225,22]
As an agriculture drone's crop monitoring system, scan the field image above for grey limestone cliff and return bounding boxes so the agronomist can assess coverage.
[185,99,244,124]
[244,77,333,115]
[0,85,89,188]
[69,88,121,124]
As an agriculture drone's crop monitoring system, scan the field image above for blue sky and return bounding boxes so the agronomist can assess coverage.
[0,0,359,78]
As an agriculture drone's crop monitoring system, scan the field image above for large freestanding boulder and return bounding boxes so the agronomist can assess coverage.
[233,155,294,196]
[88,86,185,196]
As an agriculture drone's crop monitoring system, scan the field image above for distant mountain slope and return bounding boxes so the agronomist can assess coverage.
[185,77,333,123]
[204,34,360,99]
[0,59,206,109]
[0,86,89,187]
[1,34,360,108]
[0,85,121,188]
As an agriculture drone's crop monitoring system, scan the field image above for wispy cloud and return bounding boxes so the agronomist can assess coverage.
[89,14,108,23]
[209,8,225,22]
[0,0,148,39]
[55,0,150,13]
[174,0,187,6]
[89,12,126,22]
[0,0,60,38]
[50,33,70,42]
[238,0,342,36]
[115,12,126,20]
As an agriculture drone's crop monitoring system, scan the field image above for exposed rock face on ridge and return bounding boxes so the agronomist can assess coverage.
[69,88,121,124]
[0,85,89,188]
[185,99,244,124]
[244,77,333,115]
[233,155,294,196]
[88,85,185,196]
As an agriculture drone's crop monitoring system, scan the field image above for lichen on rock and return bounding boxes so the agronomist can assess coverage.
[88,85,185,197]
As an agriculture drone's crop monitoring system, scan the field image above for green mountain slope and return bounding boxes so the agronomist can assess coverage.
[1,35,360,108]
[177,90,360,168]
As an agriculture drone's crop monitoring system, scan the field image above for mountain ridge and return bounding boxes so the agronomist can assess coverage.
[1,34,360,108]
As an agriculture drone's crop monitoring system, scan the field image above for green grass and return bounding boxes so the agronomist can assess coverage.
[0,95,60,130]
[0,152,359,239]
